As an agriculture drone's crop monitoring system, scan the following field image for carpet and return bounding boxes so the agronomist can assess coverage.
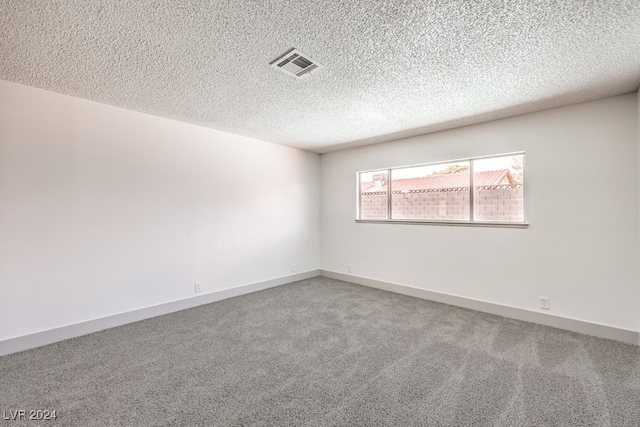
[1,276,639,426]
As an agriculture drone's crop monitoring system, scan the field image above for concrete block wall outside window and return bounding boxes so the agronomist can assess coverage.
[361,186,523,221]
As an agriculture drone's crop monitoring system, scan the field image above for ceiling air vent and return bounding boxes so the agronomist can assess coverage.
[271,49,323,79]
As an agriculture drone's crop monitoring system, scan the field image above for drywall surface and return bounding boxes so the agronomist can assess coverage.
[0,80,320,341]
[321,94,639,331]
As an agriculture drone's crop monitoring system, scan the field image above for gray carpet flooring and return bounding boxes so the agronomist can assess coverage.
[2,277,640,426]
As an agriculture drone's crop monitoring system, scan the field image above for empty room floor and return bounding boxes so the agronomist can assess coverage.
[2,277,639,426]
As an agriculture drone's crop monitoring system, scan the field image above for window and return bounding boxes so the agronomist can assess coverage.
[357,153,525,226]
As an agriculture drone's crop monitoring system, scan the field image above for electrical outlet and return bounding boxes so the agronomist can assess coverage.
[291,264,296,273]
[348,265,352,273]
[539,296,550,310]
[194,282,202,293]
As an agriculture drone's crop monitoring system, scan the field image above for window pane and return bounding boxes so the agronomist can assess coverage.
[473,155,524,222]
[359,170,388,219]
[391,162,470,220]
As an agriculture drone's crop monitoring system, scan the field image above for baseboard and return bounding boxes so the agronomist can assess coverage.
[4,269,636,356]
[321,270,639,346]
[0,270,320,357]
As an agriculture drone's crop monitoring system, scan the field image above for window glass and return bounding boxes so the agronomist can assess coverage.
[357,153,525,225]
[391,162,470,220]
[359,170,388,219]
[473,154,524,222]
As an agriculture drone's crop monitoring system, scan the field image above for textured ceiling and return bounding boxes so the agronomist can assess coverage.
[1,1,640,153]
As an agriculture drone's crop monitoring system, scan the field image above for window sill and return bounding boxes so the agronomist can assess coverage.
[355,219,529,228]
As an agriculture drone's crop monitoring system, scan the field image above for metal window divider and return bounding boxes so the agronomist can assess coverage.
[469,160,474,221]
[387,169,392,220]
[357,172,362,220]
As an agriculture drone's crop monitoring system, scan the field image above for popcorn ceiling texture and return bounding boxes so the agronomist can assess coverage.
[1,1,639,152]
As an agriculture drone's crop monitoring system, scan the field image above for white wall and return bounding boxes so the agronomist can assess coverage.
[321,94,639,331]
[0,80,320,341]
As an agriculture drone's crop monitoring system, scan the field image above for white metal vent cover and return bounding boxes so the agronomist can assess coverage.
[270,49,323,78]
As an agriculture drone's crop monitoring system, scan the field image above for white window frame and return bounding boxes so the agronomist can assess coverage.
[356,152,528,228]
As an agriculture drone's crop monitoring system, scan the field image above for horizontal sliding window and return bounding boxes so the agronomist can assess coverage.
[357,153,525,225]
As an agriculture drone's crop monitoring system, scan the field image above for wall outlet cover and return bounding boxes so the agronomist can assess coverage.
[540,296,550,310]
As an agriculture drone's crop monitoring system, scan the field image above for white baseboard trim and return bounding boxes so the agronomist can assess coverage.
[321,270,639,346]
[0,270,320,357]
